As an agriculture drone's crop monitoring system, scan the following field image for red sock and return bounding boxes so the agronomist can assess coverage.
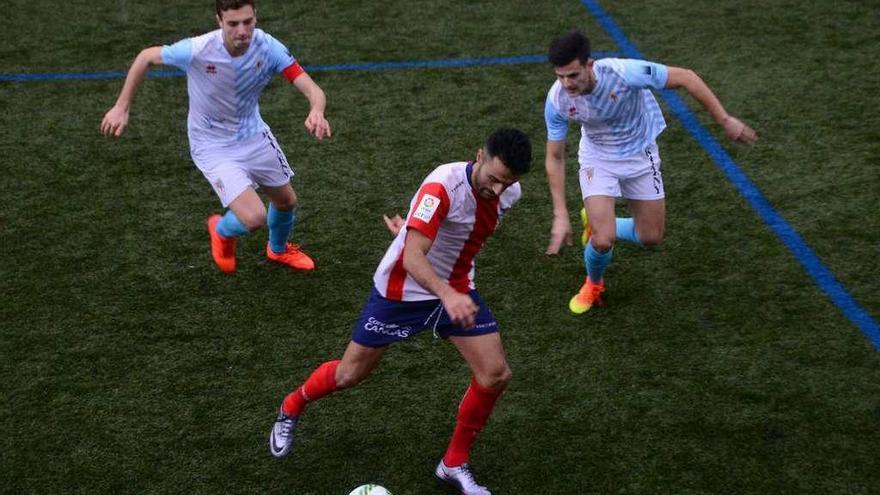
[443,376,504,467]
[281,360,340,417]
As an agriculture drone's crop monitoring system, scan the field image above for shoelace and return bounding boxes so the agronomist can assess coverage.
[278,418,294,438]
[457,464,478,487]
[577,285,596,298]
[274,244,302,258]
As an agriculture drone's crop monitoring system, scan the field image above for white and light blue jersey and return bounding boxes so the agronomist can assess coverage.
[161,29,302,147]
[545,58,668,160]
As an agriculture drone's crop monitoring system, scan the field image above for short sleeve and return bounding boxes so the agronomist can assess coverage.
[265,34,296,73]
[263,34,304,82]
[406,183,451,241]
[618,59,668,89]
[545,97,569,141]
[161,38,193,71]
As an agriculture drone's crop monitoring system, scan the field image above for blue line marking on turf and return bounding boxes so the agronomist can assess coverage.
[0,52,614,82]
[581,0,880,350]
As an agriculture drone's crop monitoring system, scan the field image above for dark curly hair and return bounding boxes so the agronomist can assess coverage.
[485,128,532,176]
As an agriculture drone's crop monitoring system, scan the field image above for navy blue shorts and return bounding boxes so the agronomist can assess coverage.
[351,288,498,348]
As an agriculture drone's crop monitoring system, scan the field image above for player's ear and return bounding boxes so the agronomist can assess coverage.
[475,148,485,163]
[216,13,223,27]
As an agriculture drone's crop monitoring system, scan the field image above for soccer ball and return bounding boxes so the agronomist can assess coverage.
[348,484,392,495]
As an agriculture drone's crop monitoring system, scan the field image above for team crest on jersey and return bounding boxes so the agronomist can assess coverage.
[206,64,217,75]
[413,194,441,223]
[568,105,578,118]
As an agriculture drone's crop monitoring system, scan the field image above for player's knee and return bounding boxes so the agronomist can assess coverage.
[589,235,614,252]
[335,367,369,389]
[238,210,267,231]
[478,364,512,391]
[273,195,298,211]
[272,189,298,211]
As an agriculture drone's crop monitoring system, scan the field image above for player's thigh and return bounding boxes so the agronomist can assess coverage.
[245,130,295,190]
[619,143,664,201]
[336,340,387,389]
[584,195,618,247]
[227,187,268,230]
[627,198,666,245]
[192,149,256,208]
[449,332,511,390]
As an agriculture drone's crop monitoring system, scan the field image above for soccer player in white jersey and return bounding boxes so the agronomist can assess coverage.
[543,31,757,314]
[101,0,330,273]
[268,128,532,495]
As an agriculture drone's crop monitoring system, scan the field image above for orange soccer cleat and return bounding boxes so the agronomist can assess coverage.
[266,243,315,271]
[208,214,237,274]
[568,277,605,314]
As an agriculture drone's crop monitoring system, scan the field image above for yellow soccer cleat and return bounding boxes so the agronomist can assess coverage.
[579,208,592,247]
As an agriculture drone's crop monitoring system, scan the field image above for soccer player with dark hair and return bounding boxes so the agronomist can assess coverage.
[269,128,532,495]
[101,0,330,273]
[543,30,757,313]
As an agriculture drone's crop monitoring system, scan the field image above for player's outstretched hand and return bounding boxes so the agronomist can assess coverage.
[723,116,758,144]
[305,110,331,140]
[100,106,130,138]
[545,214,573,255]
[383,214,404,236]
[441,291,478,330]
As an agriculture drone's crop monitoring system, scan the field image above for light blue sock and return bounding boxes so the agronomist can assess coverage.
[584,241,613,283]
[615,218,642,245]
[216,210,249,238]
[268,204,295,254]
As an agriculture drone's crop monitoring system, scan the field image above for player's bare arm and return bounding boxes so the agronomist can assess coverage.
[402,229,478,329]
[292,73,331,140]
[100,46,164,138]
[665,66,758,144]
[545,138,573,255]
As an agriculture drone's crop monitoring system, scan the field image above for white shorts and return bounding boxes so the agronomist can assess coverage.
[190,129,294,207]
[578,143,664,201]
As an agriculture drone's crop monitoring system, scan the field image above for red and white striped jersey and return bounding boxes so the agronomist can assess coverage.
[373,161,521,301]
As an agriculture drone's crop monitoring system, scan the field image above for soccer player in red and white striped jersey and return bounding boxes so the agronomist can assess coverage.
[269,128,532,495]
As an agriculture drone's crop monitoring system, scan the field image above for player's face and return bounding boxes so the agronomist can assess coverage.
[554,59,595,95]
[472,150,519,200]
[217,5,256,56]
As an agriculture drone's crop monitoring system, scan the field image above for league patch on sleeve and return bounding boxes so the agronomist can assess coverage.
[642,65,654,76]
[412,194,441,223]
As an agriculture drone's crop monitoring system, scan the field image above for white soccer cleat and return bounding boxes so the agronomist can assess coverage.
[268,410,298,458]
[435,460,492,495]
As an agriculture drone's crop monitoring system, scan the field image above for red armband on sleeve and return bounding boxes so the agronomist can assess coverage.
[282,62,305,82]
